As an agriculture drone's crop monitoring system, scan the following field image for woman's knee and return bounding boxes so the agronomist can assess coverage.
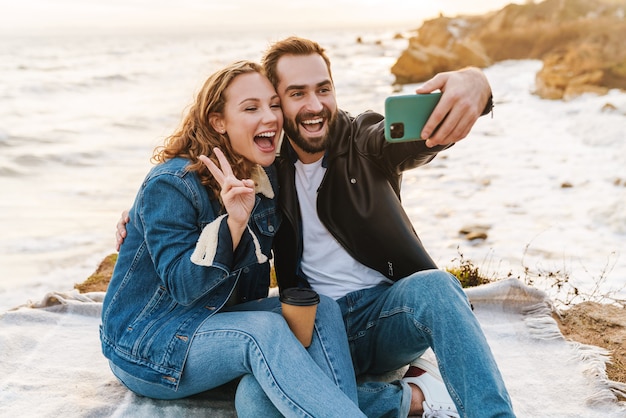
[242,311,291,335]
[314,294,344,322]
[318,294,341,312]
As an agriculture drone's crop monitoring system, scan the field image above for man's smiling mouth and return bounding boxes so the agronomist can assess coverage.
[301,117,324,133]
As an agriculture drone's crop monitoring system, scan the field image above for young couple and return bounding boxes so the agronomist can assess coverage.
[102,36,515,418]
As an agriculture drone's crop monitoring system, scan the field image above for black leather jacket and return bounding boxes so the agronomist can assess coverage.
[273,109,450,290]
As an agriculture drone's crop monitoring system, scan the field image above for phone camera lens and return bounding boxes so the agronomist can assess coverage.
[390,123,404,139]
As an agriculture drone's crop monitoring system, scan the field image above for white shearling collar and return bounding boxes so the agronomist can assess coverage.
[251,165,274,199]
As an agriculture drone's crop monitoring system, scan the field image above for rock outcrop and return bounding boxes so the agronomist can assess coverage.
[391,0,626,99]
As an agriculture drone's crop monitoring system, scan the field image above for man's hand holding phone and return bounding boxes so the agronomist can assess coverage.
[415,67,493,147]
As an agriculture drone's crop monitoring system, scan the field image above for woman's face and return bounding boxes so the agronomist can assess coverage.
[216,72,282,167]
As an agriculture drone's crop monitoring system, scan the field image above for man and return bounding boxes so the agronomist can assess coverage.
[263,37,512,418]
[118,37,514,417]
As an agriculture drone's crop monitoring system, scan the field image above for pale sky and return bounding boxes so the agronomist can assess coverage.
[0,0,523,34]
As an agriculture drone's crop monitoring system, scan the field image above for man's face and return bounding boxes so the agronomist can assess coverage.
[274,54,338,157]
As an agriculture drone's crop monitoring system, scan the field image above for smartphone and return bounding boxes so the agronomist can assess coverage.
[384,93,442,142]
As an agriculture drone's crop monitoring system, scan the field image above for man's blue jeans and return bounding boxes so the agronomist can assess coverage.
[109,295,365,418]
[342,269,515,418]
[235,270,515,417]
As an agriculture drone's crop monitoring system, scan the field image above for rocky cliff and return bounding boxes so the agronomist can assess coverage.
[391,0,626,99]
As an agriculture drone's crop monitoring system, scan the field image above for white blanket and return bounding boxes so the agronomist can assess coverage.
[1,279,625,417]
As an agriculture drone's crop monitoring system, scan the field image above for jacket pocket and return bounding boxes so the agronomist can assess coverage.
[252,205,280,238]
[124,285,178,354]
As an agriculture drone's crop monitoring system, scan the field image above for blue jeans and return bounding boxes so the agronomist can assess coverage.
[343,270,515,418]
[109,295,365,418]
[236,270,515,417]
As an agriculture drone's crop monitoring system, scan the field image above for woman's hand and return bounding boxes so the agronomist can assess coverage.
[199,148,255,249]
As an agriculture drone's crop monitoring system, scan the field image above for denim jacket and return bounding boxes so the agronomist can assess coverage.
[100,157,280,390]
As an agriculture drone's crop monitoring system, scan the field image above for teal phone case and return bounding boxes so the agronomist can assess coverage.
[384,93,442,142]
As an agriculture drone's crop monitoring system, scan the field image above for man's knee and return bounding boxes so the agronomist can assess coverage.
[395,269,469,310]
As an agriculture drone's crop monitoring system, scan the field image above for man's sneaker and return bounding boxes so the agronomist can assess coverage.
[402,358,460,418]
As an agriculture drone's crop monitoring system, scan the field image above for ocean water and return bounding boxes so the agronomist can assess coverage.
[1,27,625,312]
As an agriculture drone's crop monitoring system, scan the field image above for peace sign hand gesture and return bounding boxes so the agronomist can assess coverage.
[199,148,255,249]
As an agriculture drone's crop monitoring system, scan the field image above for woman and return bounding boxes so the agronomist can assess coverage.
[100,61,364,417]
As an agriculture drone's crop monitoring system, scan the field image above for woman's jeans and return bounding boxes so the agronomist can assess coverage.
[236,269,515,418]
[109,295,365,418]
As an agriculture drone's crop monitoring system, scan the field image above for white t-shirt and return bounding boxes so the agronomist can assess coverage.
[294,158,391,300]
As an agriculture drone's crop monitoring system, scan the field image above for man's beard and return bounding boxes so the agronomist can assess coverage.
[283,108,337,154]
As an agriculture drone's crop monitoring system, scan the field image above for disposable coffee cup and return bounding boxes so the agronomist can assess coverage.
[279,288,320,348]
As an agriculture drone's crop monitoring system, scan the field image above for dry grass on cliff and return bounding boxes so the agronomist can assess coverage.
[74,253,117,293]
[78,253,626,395]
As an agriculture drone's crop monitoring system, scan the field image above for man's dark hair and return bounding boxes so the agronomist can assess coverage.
[262,36,333,88]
